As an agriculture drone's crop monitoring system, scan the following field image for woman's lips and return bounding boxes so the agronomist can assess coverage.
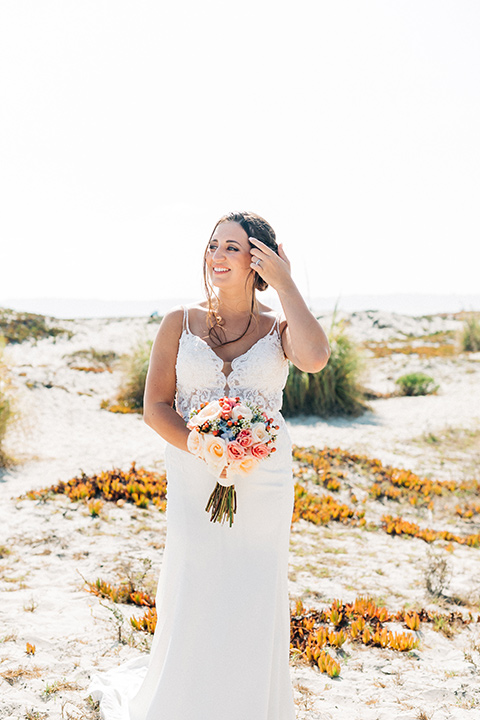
[212,267,230,274]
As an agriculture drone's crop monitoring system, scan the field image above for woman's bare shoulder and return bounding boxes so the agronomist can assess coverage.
[182,302,210,328]
[256,302,284,325]
[158,305,184,330]
[150,306,186,351]
[156,302,206,338]
[258,304,287,335]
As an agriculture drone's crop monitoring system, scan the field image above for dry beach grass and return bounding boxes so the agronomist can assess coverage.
[1,309,480,719]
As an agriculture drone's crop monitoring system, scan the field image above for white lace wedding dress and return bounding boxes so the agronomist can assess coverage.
[89,309,296,720]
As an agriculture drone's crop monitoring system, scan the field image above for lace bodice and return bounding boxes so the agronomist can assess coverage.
[175,309,289,421]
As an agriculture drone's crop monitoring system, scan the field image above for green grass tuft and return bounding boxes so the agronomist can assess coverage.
[114,339,152,412]
[395,372,439,397]
[282,319,368,417]
[461,315,480,352]
[0,341,15,466]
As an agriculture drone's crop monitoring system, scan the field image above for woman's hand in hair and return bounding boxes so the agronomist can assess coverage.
[249,237,293,293]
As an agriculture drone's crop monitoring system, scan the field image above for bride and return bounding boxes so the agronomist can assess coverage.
[89,211,330,720]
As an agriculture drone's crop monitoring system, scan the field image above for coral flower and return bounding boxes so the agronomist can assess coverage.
[236,428,254,447]
[251,443,270,459]
[226,440,246,462]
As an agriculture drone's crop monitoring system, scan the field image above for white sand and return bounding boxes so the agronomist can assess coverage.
[1,311,480,719]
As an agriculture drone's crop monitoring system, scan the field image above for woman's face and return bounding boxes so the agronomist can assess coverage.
[205,221,253,288]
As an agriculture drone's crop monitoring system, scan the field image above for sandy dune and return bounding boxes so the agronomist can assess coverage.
[1,310,480,720]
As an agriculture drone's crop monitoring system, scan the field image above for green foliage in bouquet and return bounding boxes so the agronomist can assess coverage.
[461,314,480,352]
[282,316,368,417]
[395,372,439,397]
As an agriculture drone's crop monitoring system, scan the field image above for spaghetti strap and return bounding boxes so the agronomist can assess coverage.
[266,314,280,336]
[182,306,192,334]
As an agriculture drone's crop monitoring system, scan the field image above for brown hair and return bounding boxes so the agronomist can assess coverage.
[202,211,279,349]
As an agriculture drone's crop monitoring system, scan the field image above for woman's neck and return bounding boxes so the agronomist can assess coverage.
[215,288,256,318]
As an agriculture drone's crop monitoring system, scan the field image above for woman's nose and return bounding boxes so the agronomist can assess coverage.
[213,246,226,261]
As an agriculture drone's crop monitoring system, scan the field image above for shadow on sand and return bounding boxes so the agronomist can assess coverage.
[287,408,382,431]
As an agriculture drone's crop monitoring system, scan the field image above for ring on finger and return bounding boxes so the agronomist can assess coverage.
[255,259,262,266]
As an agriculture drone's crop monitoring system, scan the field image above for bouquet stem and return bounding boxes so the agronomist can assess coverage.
[205,483,237,526]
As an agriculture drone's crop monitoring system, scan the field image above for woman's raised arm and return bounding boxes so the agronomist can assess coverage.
[249,238,330,373]
[143,308,191,452]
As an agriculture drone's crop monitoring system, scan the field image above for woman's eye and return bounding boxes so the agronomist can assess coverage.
[208,244,238,252]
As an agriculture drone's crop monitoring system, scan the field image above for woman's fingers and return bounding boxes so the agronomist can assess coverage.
[249,236,274,255]
[249,237,277,266]
[249,238,289,269]
[248,237,293,292]
[277,243,291,268]
[277,242,288,261]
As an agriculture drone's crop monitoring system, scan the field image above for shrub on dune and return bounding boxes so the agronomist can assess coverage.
[395,372,439,397]
[461,314,480,352]
[0,307,70,344]
[113,339,153,412]
[0,340,14,466]
[282,319,368,418]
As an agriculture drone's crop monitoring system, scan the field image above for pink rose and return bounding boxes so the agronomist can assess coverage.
[227,440,246,461]
[219,397,237,416]
[236,429,254,448]
[223,397,238,409]
[251,443,270,459]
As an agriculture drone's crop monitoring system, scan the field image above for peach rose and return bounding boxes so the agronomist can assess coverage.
[229,455,260,477]
[250,443,270,459]
[203,434,228,475]
[226,440,246,462]
[236,428,254,447]
[187,429,204,459]
[251,422,270,444]
[189,400,223,427]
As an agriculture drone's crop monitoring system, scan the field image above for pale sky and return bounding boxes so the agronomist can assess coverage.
[1,0,479,307]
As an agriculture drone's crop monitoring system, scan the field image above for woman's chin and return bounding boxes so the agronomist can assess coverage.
[210,271,232,287]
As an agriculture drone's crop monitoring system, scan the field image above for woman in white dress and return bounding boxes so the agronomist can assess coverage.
[89,211,330,720]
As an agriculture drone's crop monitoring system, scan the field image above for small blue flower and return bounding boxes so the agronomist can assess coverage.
[220,431,235,442]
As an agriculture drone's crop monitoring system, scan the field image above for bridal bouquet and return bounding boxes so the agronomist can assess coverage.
[187,396,278,526]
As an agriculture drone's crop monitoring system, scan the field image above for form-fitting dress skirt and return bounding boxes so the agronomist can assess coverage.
[89,314,296,720]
